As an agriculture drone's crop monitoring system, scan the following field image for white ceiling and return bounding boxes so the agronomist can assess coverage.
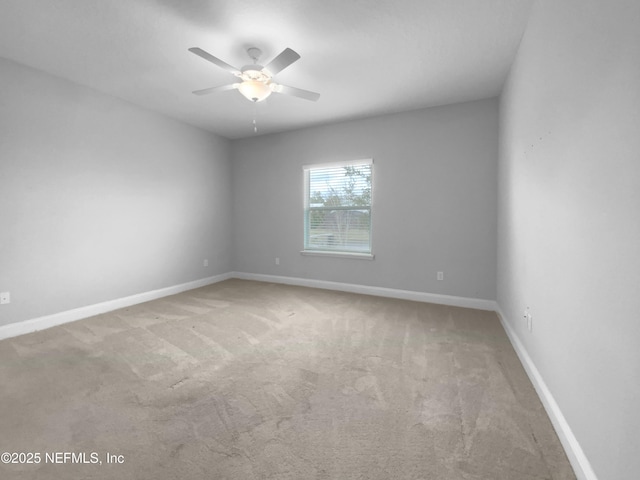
[0,0,533,139]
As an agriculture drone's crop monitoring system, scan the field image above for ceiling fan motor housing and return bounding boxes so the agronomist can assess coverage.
[240,65,270,82]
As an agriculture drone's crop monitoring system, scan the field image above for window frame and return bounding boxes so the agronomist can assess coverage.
[301,159,374,260]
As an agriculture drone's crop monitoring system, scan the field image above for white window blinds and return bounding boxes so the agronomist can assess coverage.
[303,159,373,254]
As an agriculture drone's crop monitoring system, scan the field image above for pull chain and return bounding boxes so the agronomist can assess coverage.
[252,103,258,133]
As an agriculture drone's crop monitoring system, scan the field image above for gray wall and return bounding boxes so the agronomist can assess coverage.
[0,58,233,326]
[232,99,498,300]
[497,0,640,478]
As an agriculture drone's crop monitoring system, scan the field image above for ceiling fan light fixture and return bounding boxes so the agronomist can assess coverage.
[189,46,320,103]
[238,80,272,102]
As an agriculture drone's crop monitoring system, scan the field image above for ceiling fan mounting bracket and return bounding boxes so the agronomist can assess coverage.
[246,47,262,63]
[241,48,269,82]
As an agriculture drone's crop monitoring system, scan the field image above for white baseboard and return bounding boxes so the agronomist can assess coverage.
[495,306,598,480]
[1,270,496,340]
[231,272,498,311]
[0,273,233,341]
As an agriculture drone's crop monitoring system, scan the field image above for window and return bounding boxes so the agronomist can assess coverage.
[303,159,373,257]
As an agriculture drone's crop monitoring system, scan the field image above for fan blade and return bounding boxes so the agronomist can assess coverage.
[273,84,320,102]
[188,47,241,76]
[192,84,239,96]
[263,48,300,76]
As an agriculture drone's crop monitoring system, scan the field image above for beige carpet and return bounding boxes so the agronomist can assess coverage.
[0,279,575,479]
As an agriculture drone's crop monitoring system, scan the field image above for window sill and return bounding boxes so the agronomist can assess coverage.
[300,250,375,260]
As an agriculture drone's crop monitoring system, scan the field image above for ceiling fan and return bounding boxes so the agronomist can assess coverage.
[189,46,320,103]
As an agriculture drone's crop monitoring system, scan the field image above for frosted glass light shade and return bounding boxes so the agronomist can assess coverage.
[238,80,272,102]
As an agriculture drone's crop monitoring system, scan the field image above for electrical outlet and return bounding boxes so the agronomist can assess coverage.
[203,259,209,267]
[0,292,10,304]
[524,307,533,331]
[437,271,444,281]
[275,257,280,265]
[523,306,533,332]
